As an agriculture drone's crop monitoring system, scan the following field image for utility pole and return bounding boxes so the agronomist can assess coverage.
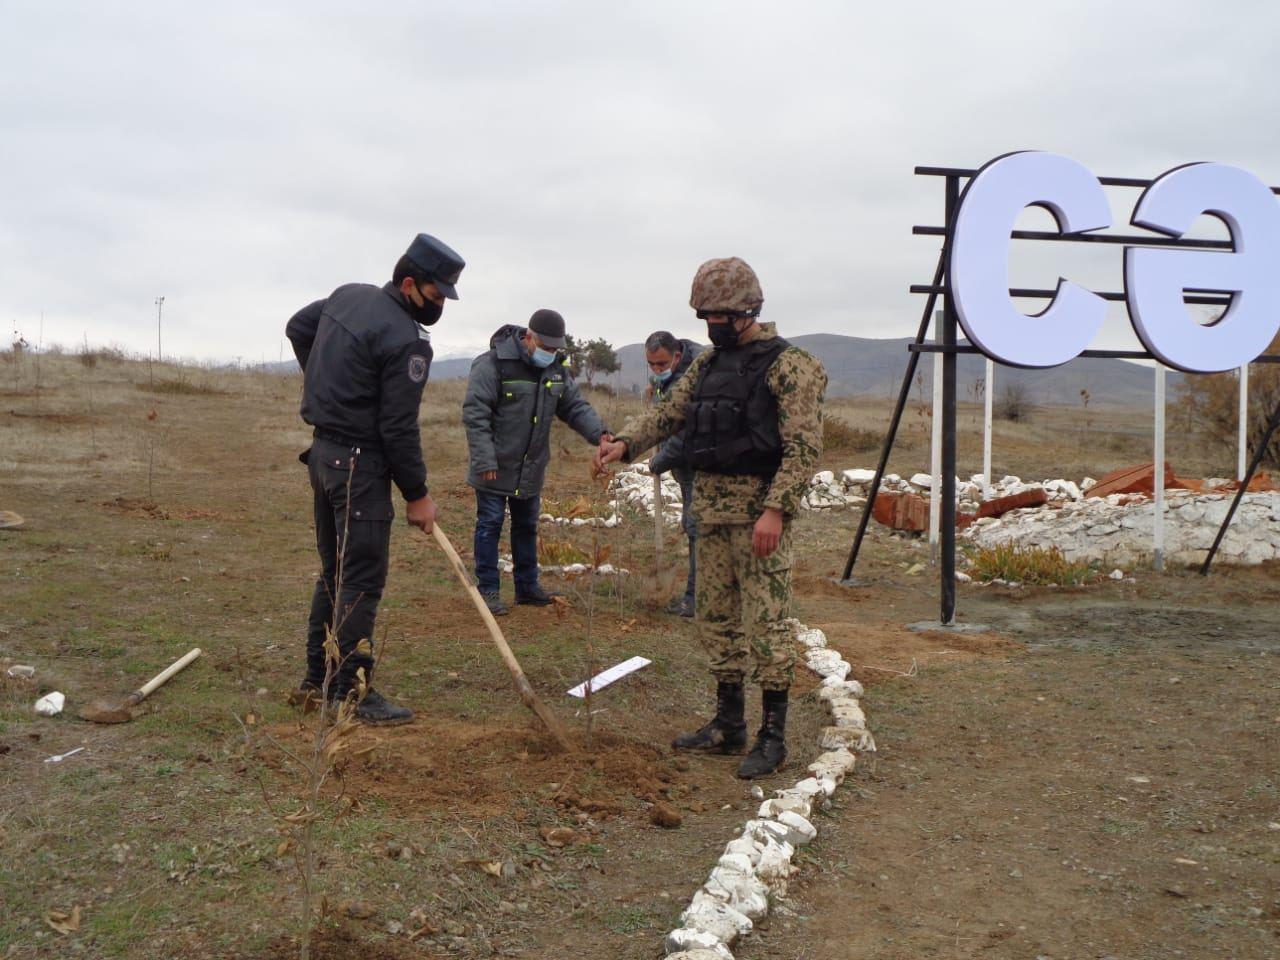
[155,296,165,363]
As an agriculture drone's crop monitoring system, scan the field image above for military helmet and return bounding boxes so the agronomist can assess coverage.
[689,257,763,316]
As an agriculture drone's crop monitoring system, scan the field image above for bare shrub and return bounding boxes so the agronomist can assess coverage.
[995,381,1032,422]
[1180,331,1280,470]
[822,415,882,453]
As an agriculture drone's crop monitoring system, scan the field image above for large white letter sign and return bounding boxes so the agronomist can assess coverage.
[1124,163,1280,373]
[948,151,1112,367]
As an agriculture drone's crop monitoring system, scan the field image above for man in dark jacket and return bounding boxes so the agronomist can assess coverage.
[462,309,609,615]
[285,232,464,724]
[644,331,703,618]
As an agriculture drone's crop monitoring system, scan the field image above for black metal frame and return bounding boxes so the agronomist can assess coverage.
[842,164,1280,623]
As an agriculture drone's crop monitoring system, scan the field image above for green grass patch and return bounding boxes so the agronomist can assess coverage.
[965,542,1096,586]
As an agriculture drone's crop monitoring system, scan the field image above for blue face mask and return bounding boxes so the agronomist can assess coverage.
[648,368,673,386]
[531,347,557,369]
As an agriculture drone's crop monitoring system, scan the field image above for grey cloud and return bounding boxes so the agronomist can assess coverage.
[2,1,1278,361]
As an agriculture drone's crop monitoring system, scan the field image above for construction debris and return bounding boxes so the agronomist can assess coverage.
[34,692,65,716]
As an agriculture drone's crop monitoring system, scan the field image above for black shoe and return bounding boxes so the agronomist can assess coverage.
[354,689,413,725]
[673,681,747,753]
[481,592,509,616]
[515,584,561,606]
[738,689,788,779]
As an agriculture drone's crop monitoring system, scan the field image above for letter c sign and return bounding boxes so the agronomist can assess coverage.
[948,151,1280,373]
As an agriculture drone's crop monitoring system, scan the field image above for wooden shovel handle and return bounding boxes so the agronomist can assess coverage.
[130,647,202,705]
[428,524,573,752]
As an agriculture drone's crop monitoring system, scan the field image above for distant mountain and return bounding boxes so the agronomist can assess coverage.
[268,334,1178,407]
[613,334,1178,407]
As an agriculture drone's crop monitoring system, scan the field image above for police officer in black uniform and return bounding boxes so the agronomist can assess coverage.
[285,233,464,724]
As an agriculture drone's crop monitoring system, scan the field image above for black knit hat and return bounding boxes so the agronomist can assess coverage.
[528,309,566,349]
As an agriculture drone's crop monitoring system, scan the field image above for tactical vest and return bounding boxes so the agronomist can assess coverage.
[681,337,789,476]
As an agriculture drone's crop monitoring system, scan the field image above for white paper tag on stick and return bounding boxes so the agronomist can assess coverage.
[567,656,651,698]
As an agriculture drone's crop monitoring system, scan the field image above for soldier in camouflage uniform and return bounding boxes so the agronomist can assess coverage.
[596,257,827,778]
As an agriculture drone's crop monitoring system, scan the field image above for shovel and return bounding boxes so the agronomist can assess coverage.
[426,524,573,752]
[79,648,202,724]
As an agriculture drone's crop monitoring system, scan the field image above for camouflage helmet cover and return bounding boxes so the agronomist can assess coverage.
[689,257,764,314]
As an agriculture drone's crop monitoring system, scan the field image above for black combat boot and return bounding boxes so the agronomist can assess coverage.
[672,680,747,753]
[354,689,413,725]
[737,688,788,779]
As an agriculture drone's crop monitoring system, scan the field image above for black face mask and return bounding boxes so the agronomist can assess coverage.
[707,320,743,349]
[409,287,443,326]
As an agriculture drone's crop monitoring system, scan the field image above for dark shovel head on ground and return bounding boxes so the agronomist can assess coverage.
[79,647,202,724]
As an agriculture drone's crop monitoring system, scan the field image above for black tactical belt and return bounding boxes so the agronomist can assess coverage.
[312,427,381,451]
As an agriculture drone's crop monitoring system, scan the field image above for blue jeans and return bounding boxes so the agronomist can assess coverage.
[474,490,540,596]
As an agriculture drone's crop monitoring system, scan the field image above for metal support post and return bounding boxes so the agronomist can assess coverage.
[939,175,959,624]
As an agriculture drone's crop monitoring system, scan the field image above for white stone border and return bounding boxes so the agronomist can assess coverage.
[663,620,875,959]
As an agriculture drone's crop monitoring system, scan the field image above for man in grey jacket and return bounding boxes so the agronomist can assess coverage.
[645,331,702,618]
[462,309,610,615]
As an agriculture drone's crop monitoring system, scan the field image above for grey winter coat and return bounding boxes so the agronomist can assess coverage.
[648,338,702,477]
[463,325,609,499]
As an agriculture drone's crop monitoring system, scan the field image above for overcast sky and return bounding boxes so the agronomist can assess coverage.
[3,1,1277,364]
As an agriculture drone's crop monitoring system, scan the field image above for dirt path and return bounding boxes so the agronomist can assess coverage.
[754,577,1280,960]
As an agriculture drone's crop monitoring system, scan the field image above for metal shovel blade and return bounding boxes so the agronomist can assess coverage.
[78,648,202,725]
[78,699,137,724]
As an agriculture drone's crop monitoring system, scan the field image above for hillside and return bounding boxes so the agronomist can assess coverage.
[419,334,1177,407]
[263,333,1177,407]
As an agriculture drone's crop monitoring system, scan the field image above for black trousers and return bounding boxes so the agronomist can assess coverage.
[304,439,394,694]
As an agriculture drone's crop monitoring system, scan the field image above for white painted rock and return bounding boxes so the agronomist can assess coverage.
[744,818,792,846]
[820,675,865,698]
[722,836,763,865]
[819,725,876,753]
[829,699,868,729]
[776,810,817,846]
[681,890,753,944]
[804,649,850,680]
[812,470,835,486]
[786,777,834,801]
[758,795,812,820]
[664,929,734,958]
[753,837,796,885]
[795,628,828,650]
[809,748,857,779]
[703,866,770,920]
[843,468,876,484]
[717,852,756,875]
[666,951,731,960]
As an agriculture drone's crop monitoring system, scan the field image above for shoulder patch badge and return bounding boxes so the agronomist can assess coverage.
[408,355,428,383]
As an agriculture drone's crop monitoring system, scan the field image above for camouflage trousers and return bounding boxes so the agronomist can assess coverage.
[695,520,795,690]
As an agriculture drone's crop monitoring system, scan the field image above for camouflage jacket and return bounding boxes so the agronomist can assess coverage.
[616,322,827,525]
